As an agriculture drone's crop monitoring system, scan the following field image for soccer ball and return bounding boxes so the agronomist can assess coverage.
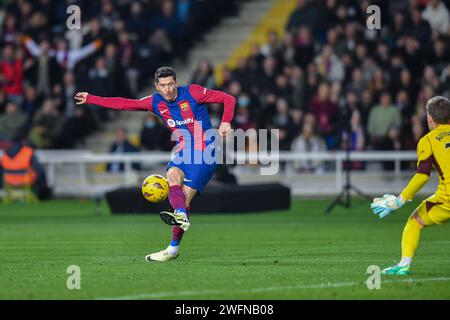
[141,174,169,203]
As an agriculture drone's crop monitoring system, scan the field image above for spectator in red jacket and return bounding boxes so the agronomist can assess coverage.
[0,44,24,105]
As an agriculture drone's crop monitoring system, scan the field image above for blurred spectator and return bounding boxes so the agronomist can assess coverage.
[190,59,215,88]
[28,99,63,149]
[367,92,401,149]
[126,1,148,41]
[294,26,314,69]
[391,69,416,108]
[257,55,278,94]
[427,37,449,71]
[278,33,296,66]
[410,7,432,45]
[315,0,339,41]
[1,14,20,45]
[22,86,41,122]
[140,113,170,151]
[150,0,186,57]
[289,66,305,109]
[0,90,6,113]
[314,45,344,82]
[107,127,140,172]
[0,101,27,142]
[395,89,412,120]
[421,0,450,36]
[368,68,388,100]
[271,97,295,150]
[348,110,365,152]
[261,29,281,57]
[345,68,366,98]
[23,35,103,71]
[291,114,326,173]
[379,127,403,170]
[99,0,120,31]
[340,109,365,170]
[403,115,425,151]
[62,71,77,118]
[0,134,52,200]
[64,107,96,147]
[24,39,62,96]
[308,82,338,148]
[286,0,318,33]
[0,44,24,105]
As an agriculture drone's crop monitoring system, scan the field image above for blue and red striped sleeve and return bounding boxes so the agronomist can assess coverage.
[188,84,235,123]
[86,94,153,112]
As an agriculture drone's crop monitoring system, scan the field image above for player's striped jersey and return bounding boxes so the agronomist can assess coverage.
[416,124,450,208]
[86,84,236,151]
[151,85,217,151]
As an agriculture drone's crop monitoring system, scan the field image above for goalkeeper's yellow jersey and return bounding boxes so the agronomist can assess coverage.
[401,124,450,209]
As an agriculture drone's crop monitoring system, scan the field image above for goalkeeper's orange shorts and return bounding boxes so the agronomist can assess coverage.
[414,194,450,226]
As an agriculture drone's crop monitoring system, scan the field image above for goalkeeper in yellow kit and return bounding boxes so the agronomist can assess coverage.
[371,96,450,275]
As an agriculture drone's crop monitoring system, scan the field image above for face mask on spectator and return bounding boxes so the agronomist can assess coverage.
[238,96,250,108]
[145,120,156,129]
[98,69,108,78]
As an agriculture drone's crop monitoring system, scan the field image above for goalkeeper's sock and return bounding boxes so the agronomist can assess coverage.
[398,257,412,267]
[401,215,422,262]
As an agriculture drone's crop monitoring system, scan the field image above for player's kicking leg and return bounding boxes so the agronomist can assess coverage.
[159,167,193,231]
[146,167,197,262]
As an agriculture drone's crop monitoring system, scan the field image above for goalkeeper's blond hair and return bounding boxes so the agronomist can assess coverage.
[426,96,450,124]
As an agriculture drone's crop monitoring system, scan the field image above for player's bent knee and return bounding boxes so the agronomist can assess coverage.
[167,168,184,186]
[412,211,427,228]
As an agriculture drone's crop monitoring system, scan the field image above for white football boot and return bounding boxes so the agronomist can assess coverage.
[159,210,190,231]
[145,249,179,262]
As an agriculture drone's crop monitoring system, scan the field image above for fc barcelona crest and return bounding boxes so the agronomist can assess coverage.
[179,101,190,112]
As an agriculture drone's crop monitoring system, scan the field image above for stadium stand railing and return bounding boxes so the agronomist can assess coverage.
[1,150,436,199]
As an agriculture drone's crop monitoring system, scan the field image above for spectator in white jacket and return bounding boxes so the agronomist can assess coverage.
[291,114,327,174]
[422,0,450,36]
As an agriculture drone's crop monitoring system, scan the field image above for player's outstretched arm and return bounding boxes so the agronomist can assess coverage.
[371,173,429,218]
[74,92,153,112]
[188,84,236,136]
[371,137,432,219]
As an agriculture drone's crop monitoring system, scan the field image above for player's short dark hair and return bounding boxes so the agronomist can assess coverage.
[155,66,176,82]
[426,96,450,124]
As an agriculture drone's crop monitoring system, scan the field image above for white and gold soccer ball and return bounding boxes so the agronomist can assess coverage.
[141,174,169,203]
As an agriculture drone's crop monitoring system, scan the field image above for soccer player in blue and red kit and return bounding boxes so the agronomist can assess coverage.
[75,67,236,261]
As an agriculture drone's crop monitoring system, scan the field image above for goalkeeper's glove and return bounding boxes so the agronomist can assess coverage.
[371,194,406,218]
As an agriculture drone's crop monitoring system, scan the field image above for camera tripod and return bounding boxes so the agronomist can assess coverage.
[325,106,371,214]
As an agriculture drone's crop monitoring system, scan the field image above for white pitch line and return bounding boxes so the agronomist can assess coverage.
[96,277,450,300]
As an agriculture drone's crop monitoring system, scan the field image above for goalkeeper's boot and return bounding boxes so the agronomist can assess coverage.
[381,264,410,275]
[160,210,190,231]
[145,249,179,262]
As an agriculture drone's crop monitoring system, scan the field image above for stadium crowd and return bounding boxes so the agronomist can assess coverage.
[206,0,449,172]
[1,0,450,174]
[0,0,237,149]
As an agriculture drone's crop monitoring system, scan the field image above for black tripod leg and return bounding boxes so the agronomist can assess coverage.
[348,185,372,201]
[325,188,347,213]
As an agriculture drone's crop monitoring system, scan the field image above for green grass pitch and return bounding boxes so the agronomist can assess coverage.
[0,198,449,300]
